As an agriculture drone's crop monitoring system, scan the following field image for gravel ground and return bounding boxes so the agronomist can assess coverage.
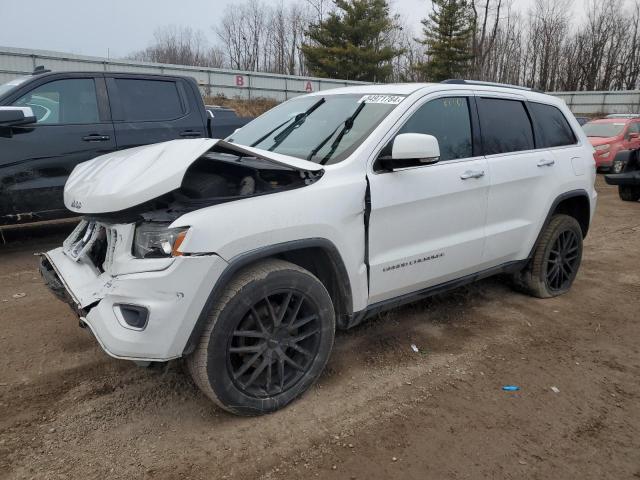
[0,177,638,480]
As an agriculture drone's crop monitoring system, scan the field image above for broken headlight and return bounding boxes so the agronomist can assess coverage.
[133,223,189,259]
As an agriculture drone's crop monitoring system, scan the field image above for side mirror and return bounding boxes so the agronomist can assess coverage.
[629,132,639,140]
[379,133,440,171]
[0,107,36,126]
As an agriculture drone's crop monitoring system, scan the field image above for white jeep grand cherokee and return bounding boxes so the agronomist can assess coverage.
[41,81,597,415]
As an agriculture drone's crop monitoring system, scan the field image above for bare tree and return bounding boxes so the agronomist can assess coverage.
[620,1,640,89]
[469,0,503,80]
[128,25,225,67]
[267,2,311,75]
[303,0,332,25]
[215,0,310,75]
[386,15,425,81]
[126,0,640,92]
[489,8,525,84]
[523,0,572,91]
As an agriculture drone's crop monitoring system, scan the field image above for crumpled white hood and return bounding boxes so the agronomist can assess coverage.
[63,138,322,214]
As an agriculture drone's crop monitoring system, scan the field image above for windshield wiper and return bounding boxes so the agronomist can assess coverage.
[311,101,366,164]
[265,97,325,151]
[247,98,324,148]
[248,117,295,147]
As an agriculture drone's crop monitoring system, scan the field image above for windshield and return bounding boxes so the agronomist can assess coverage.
[583,122,626,138]
[227,94,406,165]
[0,76,30,98]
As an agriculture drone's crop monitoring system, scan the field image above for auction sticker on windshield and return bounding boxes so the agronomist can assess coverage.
[357,94,405,104]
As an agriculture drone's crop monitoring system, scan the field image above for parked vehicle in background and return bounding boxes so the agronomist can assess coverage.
[582,117,640,171]
[605,113,640,119]
[204,105,252,138]
[605,149,640,201]
[41,80,597,415]
[574,116,590,126]
[0,69,249,225]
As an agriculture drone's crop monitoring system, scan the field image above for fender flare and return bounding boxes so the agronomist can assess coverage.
[182,238,353,356]
[528,189,591,259]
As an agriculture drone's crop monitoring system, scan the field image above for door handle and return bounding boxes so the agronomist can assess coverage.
[537,158,555,167]
[179,130,202,138]
[82,134,111,142]
[460,170,485,180]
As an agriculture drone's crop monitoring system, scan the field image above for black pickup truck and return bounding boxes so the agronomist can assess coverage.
[0,69,252,225]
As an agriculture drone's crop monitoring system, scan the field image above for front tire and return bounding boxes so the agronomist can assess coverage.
[187,259,335,416]
[512,214,583,298]
[611,159,625,174]
[619,185,640,202]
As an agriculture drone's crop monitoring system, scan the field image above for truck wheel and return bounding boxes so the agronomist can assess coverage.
[619,186,640,202]
[610,159,625,174]
[187,259,335,415]
[512,214,583,298]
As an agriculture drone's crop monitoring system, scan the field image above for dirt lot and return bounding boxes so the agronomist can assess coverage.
[1,177,638,480]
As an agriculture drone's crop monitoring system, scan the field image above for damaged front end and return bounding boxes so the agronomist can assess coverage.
[133,149,322,224]
[40,139,324,361]
[63,138,324,222]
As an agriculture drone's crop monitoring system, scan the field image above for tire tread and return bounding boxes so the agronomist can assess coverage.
[619,185,640,202]
[187,259,324,414]
[512,214,582,299]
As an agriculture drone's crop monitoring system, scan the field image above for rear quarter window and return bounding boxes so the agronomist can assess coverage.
[476,97,534,155]
[529,102,577,148]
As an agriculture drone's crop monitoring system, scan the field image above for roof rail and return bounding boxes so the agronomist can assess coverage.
[441,79,544,94]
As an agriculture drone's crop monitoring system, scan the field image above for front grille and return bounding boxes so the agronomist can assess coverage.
[87,230,108,272]
[104,226,118,270]
[63,221,118,273]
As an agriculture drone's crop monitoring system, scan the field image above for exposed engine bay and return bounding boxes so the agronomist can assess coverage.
[91,145,323,223]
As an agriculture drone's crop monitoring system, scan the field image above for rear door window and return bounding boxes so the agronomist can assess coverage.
[477,97,534,155]
[529,102,577,147]
[114,79,184,122]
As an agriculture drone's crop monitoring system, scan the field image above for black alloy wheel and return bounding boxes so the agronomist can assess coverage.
[227,290,321,398]
[187,259,335,415]
[545,229,580,292]
[611,160,624,174]
[511,214,583,298]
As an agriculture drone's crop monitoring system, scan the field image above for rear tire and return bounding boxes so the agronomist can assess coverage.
[512,214,583,298]
[187,259,335,416]
[619,185,640,202]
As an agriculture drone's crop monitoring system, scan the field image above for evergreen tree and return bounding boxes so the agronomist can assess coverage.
[301,0,403,82]
[417,0,474,81]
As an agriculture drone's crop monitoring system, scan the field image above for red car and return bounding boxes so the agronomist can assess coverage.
[583,118,640,171]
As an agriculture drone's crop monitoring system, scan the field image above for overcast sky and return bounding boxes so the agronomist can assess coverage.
[2,0,556,60]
